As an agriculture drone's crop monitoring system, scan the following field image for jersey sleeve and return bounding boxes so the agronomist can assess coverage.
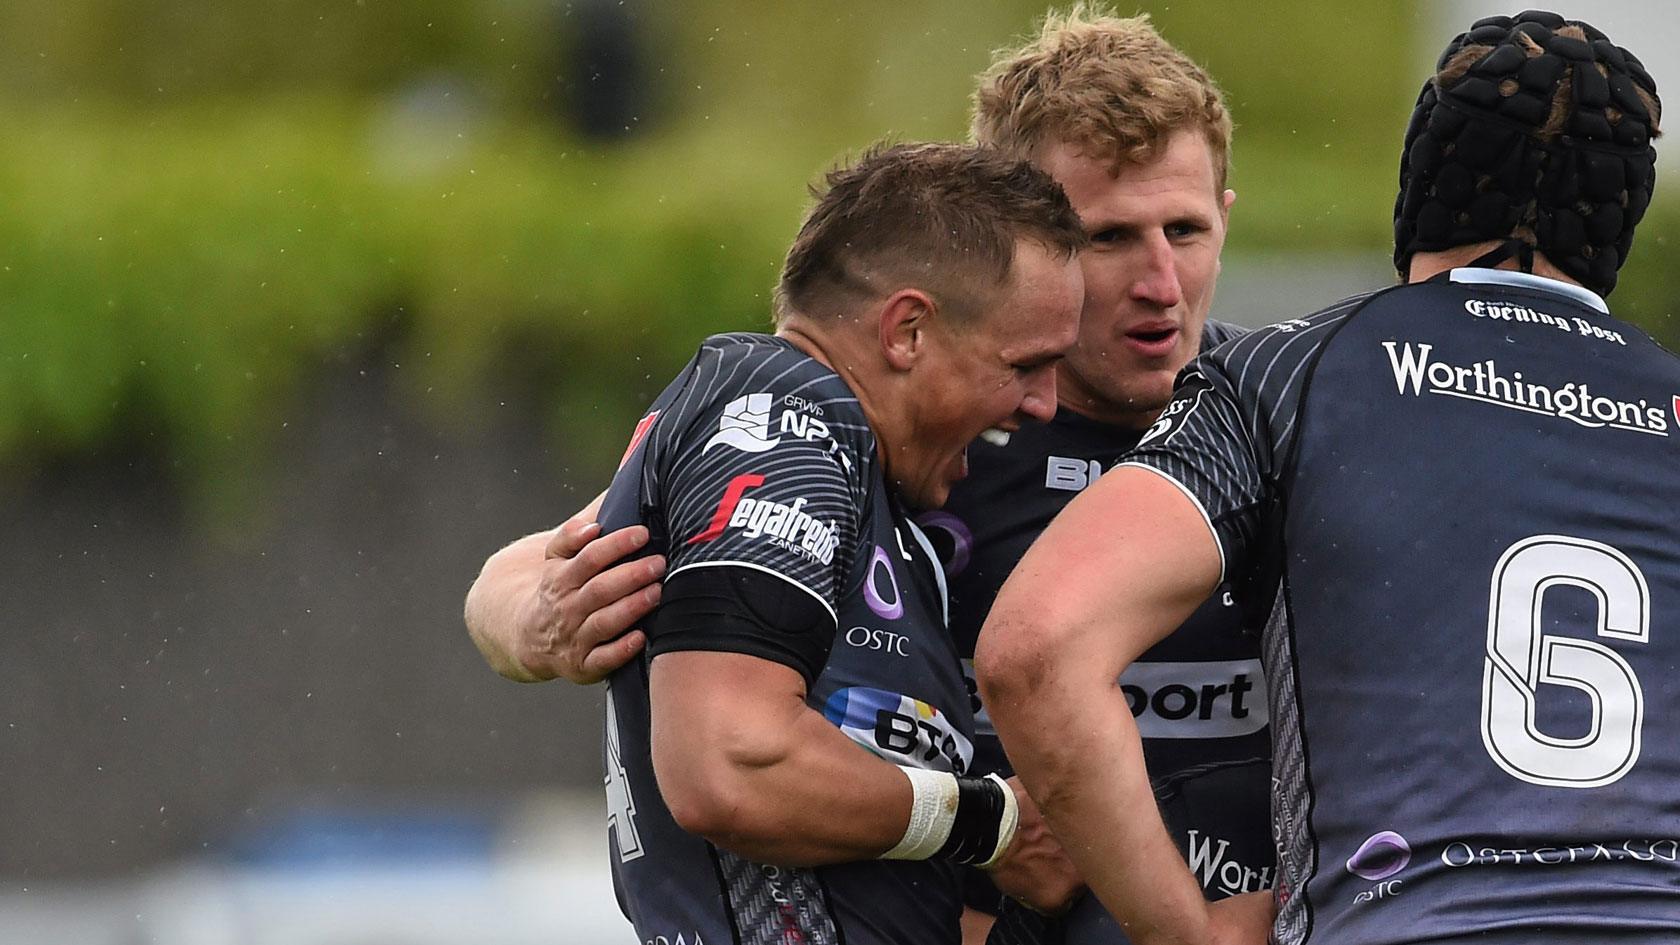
[649,365,869,672]
[1120,358,1271,581]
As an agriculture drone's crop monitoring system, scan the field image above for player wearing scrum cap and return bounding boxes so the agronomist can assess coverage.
[982,10,1675,943]
[467,10,1277,944]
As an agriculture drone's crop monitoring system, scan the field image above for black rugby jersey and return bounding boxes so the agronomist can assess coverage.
[920,322,1273,944]
[598,333,973,945]
[1128,269,1680,943]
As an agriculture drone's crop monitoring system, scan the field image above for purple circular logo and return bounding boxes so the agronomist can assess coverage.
[1347,831,1411,881]
[914,511,973,577]
[864,545,904,620]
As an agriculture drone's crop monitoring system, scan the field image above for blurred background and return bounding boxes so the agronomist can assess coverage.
[1,1,1674,942]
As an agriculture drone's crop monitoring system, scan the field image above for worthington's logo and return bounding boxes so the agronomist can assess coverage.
[1381,341,1670,437]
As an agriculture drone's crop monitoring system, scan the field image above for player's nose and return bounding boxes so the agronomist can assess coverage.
[1019,367,1058,423]
[1132,234,1183,308]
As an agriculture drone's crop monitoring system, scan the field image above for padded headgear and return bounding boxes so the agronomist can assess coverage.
[1394,10,1660,295]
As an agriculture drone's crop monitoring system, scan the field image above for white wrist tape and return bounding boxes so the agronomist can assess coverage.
[881,766,959,860]
[975,772,1020,869]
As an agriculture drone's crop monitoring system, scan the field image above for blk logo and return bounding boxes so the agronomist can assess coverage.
[1045,456,1103,492]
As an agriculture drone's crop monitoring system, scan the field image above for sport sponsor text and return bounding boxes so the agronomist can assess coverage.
[1119,659,1267,739]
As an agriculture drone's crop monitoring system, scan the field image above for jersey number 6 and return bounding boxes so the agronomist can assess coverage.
[1480,535,1650,789]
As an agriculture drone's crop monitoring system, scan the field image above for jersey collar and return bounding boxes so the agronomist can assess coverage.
[1448,267,1609,314]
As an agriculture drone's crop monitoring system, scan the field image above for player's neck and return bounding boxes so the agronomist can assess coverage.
[775,319,897,462]
[1407,243,1583,287]
[775,321,837,373]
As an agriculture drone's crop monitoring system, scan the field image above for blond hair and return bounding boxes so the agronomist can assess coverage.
[971,5,1232,190]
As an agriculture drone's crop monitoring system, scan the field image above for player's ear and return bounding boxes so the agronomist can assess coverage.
[878,288,935,372]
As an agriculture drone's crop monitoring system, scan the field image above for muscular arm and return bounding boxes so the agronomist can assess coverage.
[650,647,1077,906]
[463,491,664,683]
[650,650,913,865]
[976,467,1264,945]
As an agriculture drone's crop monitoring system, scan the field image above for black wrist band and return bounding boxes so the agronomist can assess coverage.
[937,775,1007,865]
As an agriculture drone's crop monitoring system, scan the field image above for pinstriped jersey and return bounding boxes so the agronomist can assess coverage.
[598,333,972,945]
[922,322,1272,945]
[1127,270,1680,943]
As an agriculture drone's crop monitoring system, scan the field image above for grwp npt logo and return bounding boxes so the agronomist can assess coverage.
[1382,341,1671,437]
[823,687,973,775]
[704,393,779,454]
[1187,830,1274,896]
[618,410,661,470]
[703,392,851,473]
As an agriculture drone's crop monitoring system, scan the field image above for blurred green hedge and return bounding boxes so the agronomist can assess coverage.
[1,2,1674,511]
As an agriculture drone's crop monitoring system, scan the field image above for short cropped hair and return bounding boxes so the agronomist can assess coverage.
[971,5,1232,190]
[774,142,1088,325]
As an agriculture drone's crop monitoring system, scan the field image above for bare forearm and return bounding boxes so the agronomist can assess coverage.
[978,470,1231,943]
[997,661,1208,944]
[464,491,643,684]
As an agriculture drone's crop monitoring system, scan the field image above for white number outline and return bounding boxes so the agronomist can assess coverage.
[605,683,645,861]
[1480,535,1650,789]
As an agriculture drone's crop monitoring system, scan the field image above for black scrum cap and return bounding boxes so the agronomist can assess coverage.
[1394,10,1660,295]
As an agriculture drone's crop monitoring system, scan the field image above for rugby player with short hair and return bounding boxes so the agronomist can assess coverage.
[981,11,1676,944]
[589,142,1090,945]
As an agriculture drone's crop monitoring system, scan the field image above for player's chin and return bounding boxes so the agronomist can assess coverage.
[902,481,950,511]
[916,451,968,510]
[1132,372,1180,411]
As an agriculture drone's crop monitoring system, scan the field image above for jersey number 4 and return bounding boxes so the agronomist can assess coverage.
[1481,535,1650,789]
[605,684,646,861]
